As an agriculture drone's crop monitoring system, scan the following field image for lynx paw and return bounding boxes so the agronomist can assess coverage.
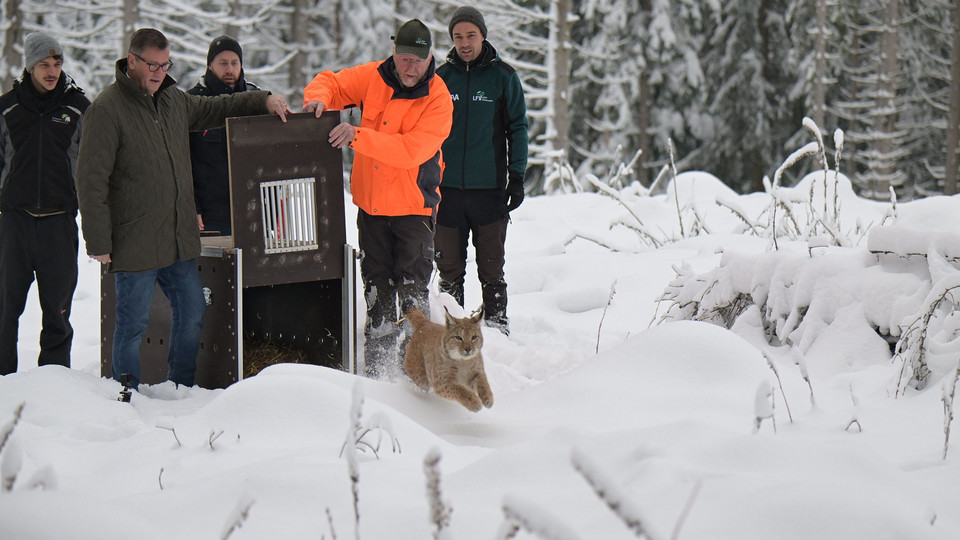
[461,396,483,412]
[479,389,494,409]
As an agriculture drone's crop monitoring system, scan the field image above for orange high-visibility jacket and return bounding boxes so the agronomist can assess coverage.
[304,58,453,217]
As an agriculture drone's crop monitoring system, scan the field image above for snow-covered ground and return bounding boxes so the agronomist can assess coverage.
[2,172,960,539]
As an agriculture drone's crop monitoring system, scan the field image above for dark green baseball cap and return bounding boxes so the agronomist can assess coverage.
[393,19,432,59]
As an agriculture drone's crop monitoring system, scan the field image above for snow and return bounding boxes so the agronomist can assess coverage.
[2,173,960,539]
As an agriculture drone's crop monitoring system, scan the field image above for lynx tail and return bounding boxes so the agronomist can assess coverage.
[405,307,430,330]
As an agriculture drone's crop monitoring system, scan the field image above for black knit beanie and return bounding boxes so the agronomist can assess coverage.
[448,6,487,39]
[206,35,243,66]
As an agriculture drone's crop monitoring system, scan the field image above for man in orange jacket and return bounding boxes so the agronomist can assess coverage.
[304,19,453,378]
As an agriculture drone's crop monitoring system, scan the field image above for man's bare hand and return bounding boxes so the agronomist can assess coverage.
[91,254,111,264]
[328,122,356,149]
[266,94,288,122]
[304,100,326,118]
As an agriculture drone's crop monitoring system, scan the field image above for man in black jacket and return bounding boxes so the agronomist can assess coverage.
[188,35,261,236]
[0,33,90,374]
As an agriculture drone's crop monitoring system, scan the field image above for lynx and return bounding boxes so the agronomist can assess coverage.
[404,307,494,412]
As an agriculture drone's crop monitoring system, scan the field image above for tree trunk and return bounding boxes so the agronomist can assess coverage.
[637,0,652,186]
[2,0,22,92]
[122,0,139,52]
[874,0,899,196]
[550,0,571,163]
[638,70,652,186]
[226,0,242,40]
[814,0,827,129]
[289,0,310,105]
[946,0,960,195]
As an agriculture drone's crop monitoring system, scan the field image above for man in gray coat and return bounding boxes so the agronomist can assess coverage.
[76,28,289,388]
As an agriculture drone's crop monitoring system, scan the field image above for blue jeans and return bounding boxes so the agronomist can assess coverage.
[112,258,206,387]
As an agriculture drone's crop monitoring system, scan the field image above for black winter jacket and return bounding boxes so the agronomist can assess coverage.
[0,71,90,214]
[187,70,261,234]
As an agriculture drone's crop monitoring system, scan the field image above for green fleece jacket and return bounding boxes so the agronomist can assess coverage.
[437,42,528,190]
[76,59,269,272]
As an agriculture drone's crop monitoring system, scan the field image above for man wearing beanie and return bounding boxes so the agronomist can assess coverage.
[436,7,529,336]
[188,35,261,236]
[303,18,453,379]
[0,33,91,375]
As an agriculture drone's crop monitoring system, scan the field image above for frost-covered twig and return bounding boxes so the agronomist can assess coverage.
[668,139,684,238]
[764,354,793,423]
[943,364,960,460]
[220,493,255,540]
[0,402,25,456]
[157,423,182,448]
[753,380,776,434]
[563,232,622,253]
[423,447,453,540]
[0,402,25,492]
[1,439,21,492]
[344,380,364,540]
[648,164,669,194]
[846,384,862,433]
[571,448,658,539]
[769,142,819,250]
[802,118,829,204]
[596,280,618,354]
[326,507,338,540]
[792,349,816,407]
[339,410,402,460]
[209,429,224,450]
[669,481,702,540]
[715,197,764,236]
[582,174,663,249]
[497,494,582,540]
[159,467,165,490]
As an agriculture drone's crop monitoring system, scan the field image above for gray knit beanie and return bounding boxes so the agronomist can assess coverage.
[24,32,63,71]
[448,6,487,39]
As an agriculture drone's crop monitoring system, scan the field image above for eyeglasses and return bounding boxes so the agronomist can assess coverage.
[132,53,173,73]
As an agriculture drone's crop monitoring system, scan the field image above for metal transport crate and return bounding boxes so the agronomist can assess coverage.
[100,112,356,388]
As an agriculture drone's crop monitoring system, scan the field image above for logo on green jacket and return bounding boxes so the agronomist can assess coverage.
[472,90,493,103]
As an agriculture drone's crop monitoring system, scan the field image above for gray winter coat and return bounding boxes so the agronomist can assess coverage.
[76,59,269,272]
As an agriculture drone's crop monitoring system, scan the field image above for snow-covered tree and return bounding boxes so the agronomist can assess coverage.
[698,0,798,193]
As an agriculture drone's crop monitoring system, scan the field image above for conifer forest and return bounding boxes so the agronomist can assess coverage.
[3,0,959,199]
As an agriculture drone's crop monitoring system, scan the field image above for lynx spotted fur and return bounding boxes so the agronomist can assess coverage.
[404,307,494,412]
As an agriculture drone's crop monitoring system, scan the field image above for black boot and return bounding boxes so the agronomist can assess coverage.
[363,279,399,378]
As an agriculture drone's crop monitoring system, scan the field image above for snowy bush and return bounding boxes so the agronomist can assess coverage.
[654,119,960,396]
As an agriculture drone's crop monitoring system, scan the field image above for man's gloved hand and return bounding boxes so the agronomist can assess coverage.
[506,174,525,212]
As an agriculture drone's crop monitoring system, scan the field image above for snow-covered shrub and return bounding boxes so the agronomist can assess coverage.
[658,218,960,397]
[657,246,925,347]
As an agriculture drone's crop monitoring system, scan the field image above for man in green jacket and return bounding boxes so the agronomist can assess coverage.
[436,7,529,336]
[75,28,289,388]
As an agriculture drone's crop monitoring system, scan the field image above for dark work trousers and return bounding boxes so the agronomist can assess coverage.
[435,187,509,327]
[357,211,434,378]
[0,211,79,374]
